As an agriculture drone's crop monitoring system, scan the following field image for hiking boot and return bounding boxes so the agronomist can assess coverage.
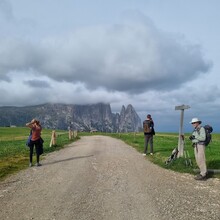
[194,174,207,181]
[142,153,146,156]
[36,163,42,167]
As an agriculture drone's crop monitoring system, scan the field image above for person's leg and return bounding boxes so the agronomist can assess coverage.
[35,141,41,166]
[144,135,149,154]
[149,135,153,154]
[29,144,34,166]
[197,144,207,177]
[36,153,40,164]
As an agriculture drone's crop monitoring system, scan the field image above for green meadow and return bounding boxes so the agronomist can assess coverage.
[0,127,76,180]
[0,127,219,181]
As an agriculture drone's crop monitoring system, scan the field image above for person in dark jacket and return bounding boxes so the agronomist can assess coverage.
[26,119,43,167]
[143,114,155,156]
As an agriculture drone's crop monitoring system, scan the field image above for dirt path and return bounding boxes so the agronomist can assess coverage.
[0,136,220,220]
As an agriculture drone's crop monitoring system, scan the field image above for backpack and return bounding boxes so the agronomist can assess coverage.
[203,125,213,146]
[165,147,179,165]
[143,120,152,133]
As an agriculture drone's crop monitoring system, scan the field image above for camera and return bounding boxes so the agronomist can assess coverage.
[189,135,195,140]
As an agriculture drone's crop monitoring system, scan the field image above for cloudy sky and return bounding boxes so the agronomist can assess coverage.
[0,0,219,132]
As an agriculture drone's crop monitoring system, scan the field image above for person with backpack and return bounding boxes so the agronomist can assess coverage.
[189,117,207,181]
[143,114,155,156]
[26,119,43,167]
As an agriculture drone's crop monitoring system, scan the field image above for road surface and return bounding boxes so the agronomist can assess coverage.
[0,136,220,220]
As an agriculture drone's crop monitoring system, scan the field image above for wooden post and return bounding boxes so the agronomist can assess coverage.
[69,129,73,140]
[175,105,190,157]
[50,130,56,147]
[73,130,77,138]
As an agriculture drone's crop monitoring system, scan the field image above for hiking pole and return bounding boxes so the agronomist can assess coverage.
[183,135,192,167]
[184,137,193,167]
[186,150,192,166]
[181,135,189,166]
[184,149,193,166]
[184,150,188,166]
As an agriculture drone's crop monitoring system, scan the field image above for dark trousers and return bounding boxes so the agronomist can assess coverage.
[144,134,153,154]
[29,139,41,163]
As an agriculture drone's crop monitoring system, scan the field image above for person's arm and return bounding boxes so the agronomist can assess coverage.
[26,120,35,128]
[151,120,154,127]
[26,122,33,128]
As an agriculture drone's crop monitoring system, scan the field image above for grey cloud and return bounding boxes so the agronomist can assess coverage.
[0,0,14,21]
[24,79,51,88]
[0,18,211,93]
[0,0,37,41]
[0,38,43,80]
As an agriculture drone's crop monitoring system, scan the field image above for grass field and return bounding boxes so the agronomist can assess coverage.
[0,127,220,181]
[0,127,77,180]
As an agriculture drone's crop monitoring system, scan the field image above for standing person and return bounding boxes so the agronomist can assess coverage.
[189,117,207,180]
[26,119,43,167]
[143,114,155,156]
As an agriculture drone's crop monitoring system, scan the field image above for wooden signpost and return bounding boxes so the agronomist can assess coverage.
[175,104,190,157]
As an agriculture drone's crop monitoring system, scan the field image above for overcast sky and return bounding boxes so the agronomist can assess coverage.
[0,0,219,132]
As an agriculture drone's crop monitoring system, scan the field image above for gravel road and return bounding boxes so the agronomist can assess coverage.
[0,135,220,220]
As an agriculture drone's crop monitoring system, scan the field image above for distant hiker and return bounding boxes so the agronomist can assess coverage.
[189,117,207,181]
[26,119,43,167]
[143,114,155,156]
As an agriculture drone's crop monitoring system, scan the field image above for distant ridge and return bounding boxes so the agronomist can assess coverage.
[0,103,142,132]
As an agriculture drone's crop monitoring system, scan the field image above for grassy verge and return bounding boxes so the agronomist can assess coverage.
[0,127,79,181]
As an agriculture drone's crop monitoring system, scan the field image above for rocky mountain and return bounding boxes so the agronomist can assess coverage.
[0,103,142,132]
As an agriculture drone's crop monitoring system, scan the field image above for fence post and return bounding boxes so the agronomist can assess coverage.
[73,130,78,138]
[50,130,56,147]
[69,129,73,140]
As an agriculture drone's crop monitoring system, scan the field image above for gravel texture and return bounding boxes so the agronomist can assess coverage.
[0,135,220,220]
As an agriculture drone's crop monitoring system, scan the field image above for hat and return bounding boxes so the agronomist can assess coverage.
[190,118,202,124]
